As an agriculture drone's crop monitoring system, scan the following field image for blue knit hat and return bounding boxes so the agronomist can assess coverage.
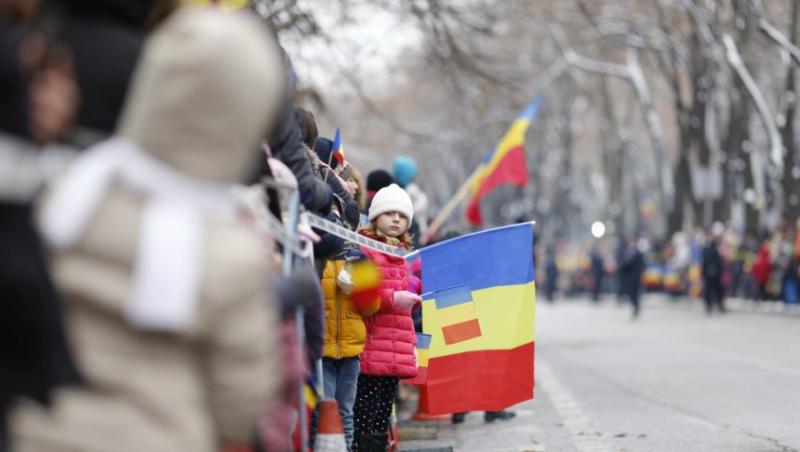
[392,155,417,188]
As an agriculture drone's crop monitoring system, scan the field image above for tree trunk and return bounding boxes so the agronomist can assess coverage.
[782,0,800,222]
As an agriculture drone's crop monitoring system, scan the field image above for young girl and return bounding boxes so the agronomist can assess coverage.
[352,184,421,451]
[316,175,378,450]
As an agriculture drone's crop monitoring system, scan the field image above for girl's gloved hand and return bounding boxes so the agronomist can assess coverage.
[392,290,422,311]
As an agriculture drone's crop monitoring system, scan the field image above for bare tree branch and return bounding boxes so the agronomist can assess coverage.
[752,0,800,65]
[723,32,783,203]
[550,24,675,209]
[626,47,675,208]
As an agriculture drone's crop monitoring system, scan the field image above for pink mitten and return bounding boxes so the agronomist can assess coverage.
[393,290,422,311]
[407,276,422,295]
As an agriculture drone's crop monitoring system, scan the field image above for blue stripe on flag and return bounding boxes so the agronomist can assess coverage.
[434,285,473,309]
[421,223,534,293]
[416,332,432,349]
[518,96,543,121]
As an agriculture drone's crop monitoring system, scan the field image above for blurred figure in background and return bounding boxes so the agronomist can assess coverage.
[590,245,605,303]
[752,242,773,303]
[543,244,559,302]
[614,234,627,303]
[313,134,360,230]
[1,2,82,450]
[264,54,333,214]
[393,155,429,247]
[701,225,726,315]
[783,251,800,306]
[619,235,645,319]
[11,8,284,452]
[365,169,393,211]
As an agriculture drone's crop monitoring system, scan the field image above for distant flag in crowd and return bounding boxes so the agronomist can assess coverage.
[415,223,536,415]
[331,128,345,166]
[466,96,543,225]
[404,333,432,385]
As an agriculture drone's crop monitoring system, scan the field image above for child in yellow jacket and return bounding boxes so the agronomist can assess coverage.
[319,254,379,450]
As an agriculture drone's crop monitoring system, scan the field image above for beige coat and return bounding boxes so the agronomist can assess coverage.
[12,8,284,452]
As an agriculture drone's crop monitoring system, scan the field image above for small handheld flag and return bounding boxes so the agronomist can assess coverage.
[331,128,345,166]
[349,259,381,316]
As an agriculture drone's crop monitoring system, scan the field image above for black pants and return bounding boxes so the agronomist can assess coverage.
[626,287,640,316]
[592,273,603,302]
[352,375,398,451]
[756,282,770,302]
[704,278,725,313]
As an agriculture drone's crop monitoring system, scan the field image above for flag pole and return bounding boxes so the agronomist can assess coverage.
[323,153,333,183]
[422,165,482,244]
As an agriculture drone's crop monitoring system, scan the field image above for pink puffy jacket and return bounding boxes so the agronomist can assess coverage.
[358,237,417,378]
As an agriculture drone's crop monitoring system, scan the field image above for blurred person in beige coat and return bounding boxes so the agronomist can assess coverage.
[11,7,285,452]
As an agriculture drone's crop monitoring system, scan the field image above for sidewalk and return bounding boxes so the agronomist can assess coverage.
[725,297,800,316]
[397,394,547,452]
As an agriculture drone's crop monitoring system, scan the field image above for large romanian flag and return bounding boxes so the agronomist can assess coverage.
[466,97,543,225]
[416,223,535,414]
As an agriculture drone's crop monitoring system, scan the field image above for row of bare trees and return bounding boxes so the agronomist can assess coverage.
[260,0,800,240]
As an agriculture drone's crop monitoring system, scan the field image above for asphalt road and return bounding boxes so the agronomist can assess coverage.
[531,295,800,452]
[403,296,800,452]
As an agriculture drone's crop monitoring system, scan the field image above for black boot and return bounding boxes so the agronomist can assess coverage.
[356,431,388,452]
[452,412,467,424]
[484,410,516,423]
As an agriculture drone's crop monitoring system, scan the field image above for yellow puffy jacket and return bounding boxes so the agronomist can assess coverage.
[322,260,369,359]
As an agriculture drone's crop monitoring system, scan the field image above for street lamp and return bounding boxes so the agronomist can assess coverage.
[591,221,606,239]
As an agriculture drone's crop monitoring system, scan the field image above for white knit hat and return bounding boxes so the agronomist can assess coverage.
[368,184,414,224]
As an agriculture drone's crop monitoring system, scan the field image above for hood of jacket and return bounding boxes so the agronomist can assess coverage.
[117,7,283,183]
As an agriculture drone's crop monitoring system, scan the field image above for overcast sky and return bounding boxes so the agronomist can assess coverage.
[282,2,421,91]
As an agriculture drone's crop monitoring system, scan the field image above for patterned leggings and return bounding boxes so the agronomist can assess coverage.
[352,375,398,451]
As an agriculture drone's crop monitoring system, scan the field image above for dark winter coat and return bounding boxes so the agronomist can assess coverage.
[0,26,82,419]
[267,95,331,213]
[323,167,361,228]
[0,204,82,413]
[702,241,724,282]
[0,26,30,138]
[619,246,645,295]
[312,211,347,260]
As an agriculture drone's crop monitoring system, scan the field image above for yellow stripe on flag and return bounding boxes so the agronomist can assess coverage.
[471,118,531,194]
[436,301,478,327]
[423,281,535,359]
[417,349,429,367]
[304,384,318,409]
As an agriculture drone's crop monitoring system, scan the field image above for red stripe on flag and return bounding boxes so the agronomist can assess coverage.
[441,319,482,345]
[420,342,534,415]
[466,146,528,225]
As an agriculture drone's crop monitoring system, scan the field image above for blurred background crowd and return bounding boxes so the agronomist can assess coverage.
[539,222,800,313]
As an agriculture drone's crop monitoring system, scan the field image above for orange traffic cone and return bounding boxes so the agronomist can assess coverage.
[411,386,450,421]
[314,399,347,452]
